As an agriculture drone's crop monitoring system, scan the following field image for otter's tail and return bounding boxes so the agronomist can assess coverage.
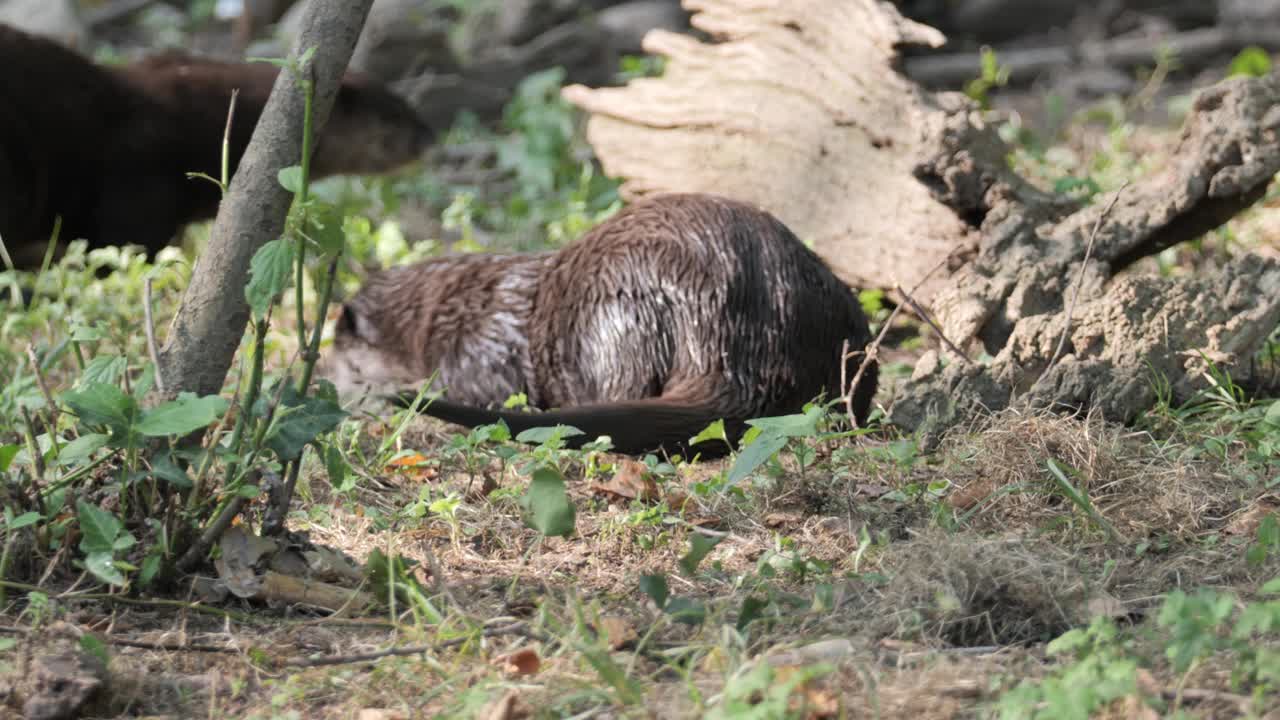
[390,394,740,458]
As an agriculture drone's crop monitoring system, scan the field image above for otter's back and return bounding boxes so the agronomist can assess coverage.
[528,193,871,418]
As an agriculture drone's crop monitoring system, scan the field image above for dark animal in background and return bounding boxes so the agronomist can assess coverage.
[0,23,432,270]
[325,193,878,458]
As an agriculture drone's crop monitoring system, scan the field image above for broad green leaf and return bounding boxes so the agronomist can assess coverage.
[77,501,122,554]
[78,355,127,388]
[136,393,228,437]
[234,484,262,498]
[132,363,156,399]
[1229,46,1272,78]
[308,205,346,256]
[150,454,193,488]
[664,597,706,626]
[112,531,137,552]
[736,595,768,631]
[0,444,18,471]
[639,574,669,609]
[79,633,110,667]
[0,638,14,651]
[245,238,295,319]
[138,553,161,587]
[1261,577,1280,595]
[277,165,303,193]
[515,425,584,446]
[63,382,137,434]
[689,419,726,446]
[264,388,348,462]
[519,466,576,537]
[84,551,125,586]
[4,511,42,530]
[325,443,352,492]
[1265,399,1280,427]
[726,433,788,487]
[58,433,108,466]
[746,406,824,438]
[679,532,723,576]
[69,325,104,342]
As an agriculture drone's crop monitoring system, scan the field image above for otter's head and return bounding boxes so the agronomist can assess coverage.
[320,298,424,408]
[312,76,434,178]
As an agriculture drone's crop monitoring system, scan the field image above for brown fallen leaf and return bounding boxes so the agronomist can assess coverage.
[764,511,803,528]
[479,690,531,720]
[946,478,999,511]
[385,453,438,482]
[598,616,639,650]
[665,489,692,511]
[495,648,541,677]
[590,460,659,502]
[1224,500,1279,536]
[855,482,891,498]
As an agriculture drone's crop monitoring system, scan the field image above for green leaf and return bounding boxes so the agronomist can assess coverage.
[0,638,14,652]
[726,433,789,487]
[57,433,108,466]
[308,205,346,256]
[639,574,669,609]
[78,355,127,388]
[1261,577,1280,595]
[234,484,262,498]
[519,466,576,537]
[79,633,110,667]
[1229,46,1272,78]
[139,554,161,587]
[745,406,824,438]
[325,443,353,493]
[278,165,303,193]
[263,386,348,462]
[84,551,126,586]
[689,419,726,446]
[4,512,42,530]
[0,444,19,471]
[679,532,723,576]
[137,393,229,437]
[515,425,584,446]
[1265,400,1280,427]
[77,501,122,554]
[736,595,768,631]
[150,454,193,489]
[63,382,137,434]
[664,596,706,626]
[245,238,295,319]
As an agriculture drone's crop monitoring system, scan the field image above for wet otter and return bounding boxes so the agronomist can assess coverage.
[325,193,878,457]
[0,24,432,270]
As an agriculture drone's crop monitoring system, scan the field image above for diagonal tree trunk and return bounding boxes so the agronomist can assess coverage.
[159,0,375,399]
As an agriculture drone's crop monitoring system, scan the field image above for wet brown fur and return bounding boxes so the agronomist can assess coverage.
[326,193,878,458]
[0,24,432,269]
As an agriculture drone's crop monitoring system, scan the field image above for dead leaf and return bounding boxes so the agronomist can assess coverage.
[1224,501,1279,536]
[1085,592,1127,620]
[479,690,531,720]
[590,460,659,502]
[855,482,891,498]
[1119,694,1160,720]
[385,453,438,481]
[946,478,999,511]
[774,666,840,719]
[495,648,541,677]
[765,512,803,528]
[664,489,691,511]
[1135,668,1162,698]
[598,616,638,650]
[468,473,499,500]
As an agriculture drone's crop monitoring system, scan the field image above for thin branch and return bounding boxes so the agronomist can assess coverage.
[282,622,540,668]
[897,284,970,363]
[1043,184,1129,377]
[144,278,165,394]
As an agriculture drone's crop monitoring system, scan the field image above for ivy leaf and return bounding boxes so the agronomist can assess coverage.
[84,551,126,587]
[679,532,723,576]
[245,238,295,320]
[63,382,137,436]
[77,501,122,554]
[519,466,576,537]
[136,393,228,437]
[263,386,348,462]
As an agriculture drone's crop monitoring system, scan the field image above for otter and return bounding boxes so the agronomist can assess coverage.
[0,23,432,270]
[324,193,878,458]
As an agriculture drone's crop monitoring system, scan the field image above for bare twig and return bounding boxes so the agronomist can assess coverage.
[282,622,540,668]
[897,284,970,363]
[25,345,59,426]
[144,278,165,394]
[1043,185,1128,377]
[175,494,248,574]
[107,637,239,654]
